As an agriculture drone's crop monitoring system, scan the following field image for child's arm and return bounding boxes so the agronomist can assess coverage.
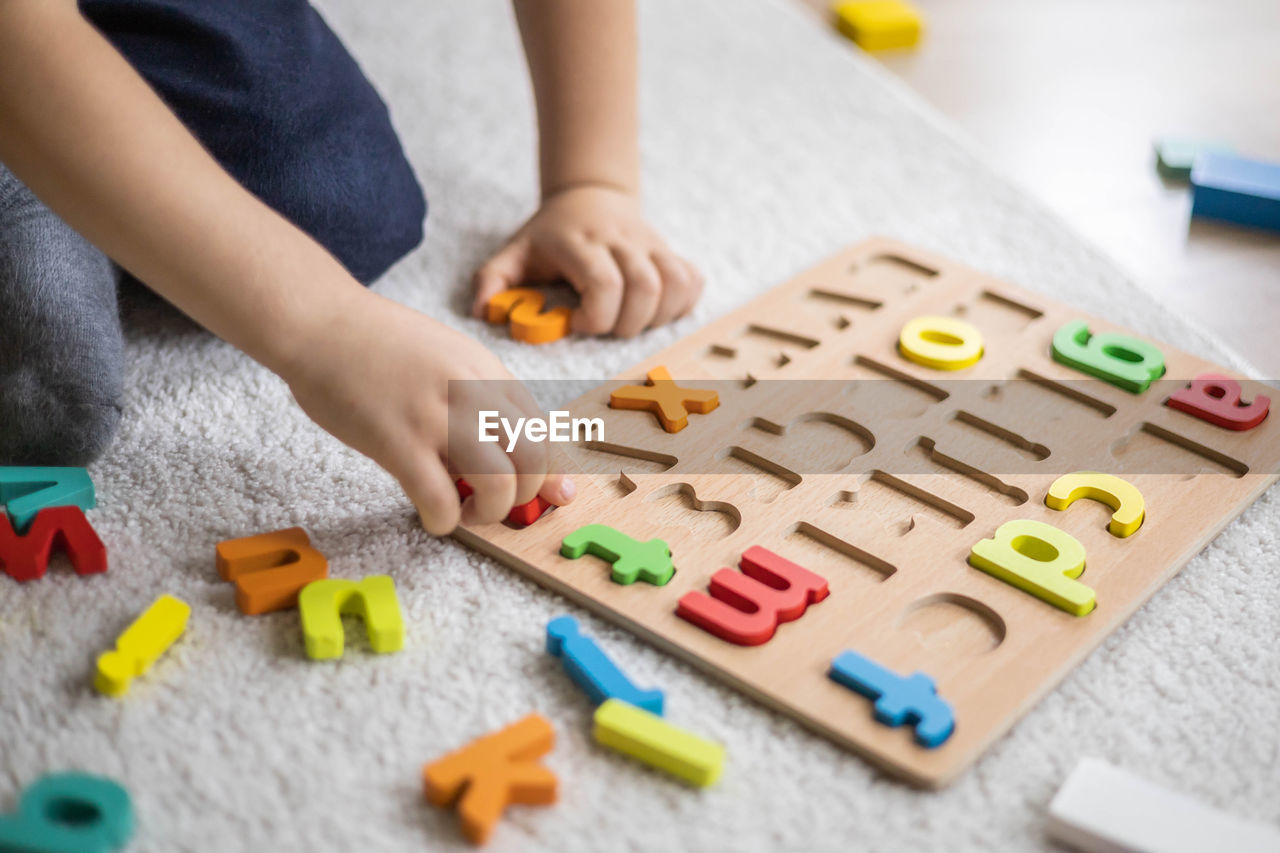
[0,0,571,532]
[471,0,704,338]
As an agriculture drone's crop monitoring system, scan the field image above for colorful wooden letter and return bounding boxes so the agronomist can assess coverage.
[486,287,572,345]
[1154,137,1234,181]
[1051,320,1165,393]
[1167,373,1270,431]
[0,772,134,853]
[95,595,191,697]
[560,524,674,586]
[215,526,328,614]
[676,546,828,645]
[1190,152,1280,233]
[298,576,404,659]
[423,714,557,845]
[456,479,551,528]
[592,699,724,787]
[828,651,954,748]
[0,506,106,582]
[833,1,924,51]
[1045,472,1145,538]
[608,366,719,433]
[898,315,983,370]
[546,615,664,715]
[968,520,1094,616]
[0,466,95,531]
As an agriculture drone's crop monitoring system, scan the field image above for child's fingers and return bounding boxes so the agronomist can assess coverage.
[610,246,663,338]
[510,443,550,507]
[504,386,552,505]
[450,422,518,524]
[472,240,531,318]
[538,472,577,506]
[399,453,463,536]
[678,258,705,318]
[459,469,517,526]
[650,250,697,327]
[546,239,624,335]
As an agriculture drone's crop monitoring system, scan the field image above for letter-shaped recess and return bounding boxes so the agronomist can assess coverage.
[0,772,134,853]
[298,576,404,659]
[457,479,551,528]
[968,520,1094,616]
[423,714,558,845]
[593,698,725,787]
[95,595,191,697]
[1045,472,1145,538]
[608,366,719,433]
[546,615,665,715]
[486,287,572,344]
[215,527,328,614]
[828,650,955,748]
[898,315,984,370]
[0,466,95,531]
[560,524,674,586]
[1051,320,1165,393]
[0,506,106,582]
[1167,373,1271,431]
[675,546,829,645]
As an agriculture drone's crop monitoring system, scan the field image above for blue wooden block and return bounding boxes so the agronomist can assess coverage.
[1191,152,1280,233]
[546,615,665,715]
[0,467,95,532]
[0,772,134,852]
[1153,137,1233,181]
[828,650,955,748]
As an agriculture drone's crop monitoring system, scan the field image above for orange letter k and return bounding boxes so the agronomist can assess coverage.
[423,714,558,845]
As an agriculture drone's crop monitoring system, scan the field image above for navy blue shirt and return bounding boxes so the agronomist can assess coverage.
[80,0,426,283]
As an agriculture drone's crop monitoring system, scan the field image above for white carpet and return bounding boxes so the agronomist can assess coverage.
[3,1,1278,850]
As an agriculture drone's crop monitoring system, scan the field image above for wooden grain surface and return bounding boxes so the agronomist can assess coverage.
[455,237,1279,787]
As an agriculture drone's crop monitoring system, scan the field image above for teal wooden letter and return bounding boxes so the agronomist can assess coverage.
[560,524,674,586]
[1051,320,1165,393]
[0,467,95,531]
[0,772,134,853]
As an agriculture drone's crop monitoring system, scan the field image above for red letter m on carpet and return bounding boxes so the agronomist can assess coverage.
[0,507,107,582]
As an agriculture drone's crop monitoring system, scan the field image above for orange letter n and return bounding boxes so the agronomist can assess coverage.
[215,527,327,614]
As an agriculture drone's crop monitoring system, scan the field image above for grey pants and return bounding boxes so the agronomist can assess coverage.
[0,164,124,465]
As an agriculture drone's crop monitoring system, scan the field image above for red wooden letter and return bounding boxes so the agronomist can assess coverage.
[676,546,829,646]
[0,506,107,582]
[1167,373,1270,430]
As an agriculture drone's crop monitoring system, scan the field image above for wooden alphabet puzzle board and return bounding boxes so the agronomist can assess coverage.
[455,237,1279,787]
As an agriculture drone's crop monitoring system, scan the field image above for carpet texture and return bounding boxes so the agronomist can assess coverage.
[2,1,1277,851]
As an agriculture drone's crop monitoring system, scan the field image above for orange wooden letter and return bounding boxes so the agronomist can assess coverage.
[423,714,557,845]
[215,527,327,614]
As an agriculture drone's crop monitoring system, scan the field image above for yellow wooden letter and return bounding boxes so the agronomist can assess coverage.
[299,576,404,660]
[1045,471,1145,538]
[898,315,984,370]
[94,594,191,697]
[968,520,1094,616]
[593,699,725,787]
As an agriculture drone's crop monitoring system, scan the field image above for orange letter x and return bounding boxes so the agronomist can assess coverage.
[608,366,719,433]
[423,714,558,845]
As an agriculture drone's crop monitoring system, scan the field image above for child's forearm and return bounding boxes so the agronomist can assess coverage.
[512,0,640,198]
[0,0,362,377]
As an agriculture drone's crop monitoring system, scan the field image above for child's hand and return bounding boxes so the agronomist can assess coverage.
[284,289,574,534]
[472,185,703,338]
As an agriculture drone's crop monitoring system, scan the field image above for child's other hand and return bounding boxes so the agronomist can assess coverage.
[472,185,703,338]
[284,289,575,535]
